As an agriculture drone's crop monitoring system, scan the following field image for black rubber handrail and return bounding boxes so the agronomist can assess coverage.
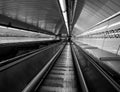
[71,44,89,92]
[0,42,63,71]
[22,42,66,92]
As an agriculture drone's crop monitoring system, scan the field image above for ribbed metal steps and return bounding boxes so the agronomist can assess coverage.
[37,44,78,92]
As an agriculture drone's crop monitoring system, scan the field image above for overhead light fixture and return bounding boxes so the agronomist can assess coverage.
[59,0,69,35]
[59,0,66,12]
[81,25,107,36]
[0,25,7,29]
[108,21,120,28]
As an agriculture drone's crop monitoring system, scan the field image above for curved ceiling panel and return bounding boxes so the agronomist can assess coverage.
[74,0,120,36]
[0,0,64,34]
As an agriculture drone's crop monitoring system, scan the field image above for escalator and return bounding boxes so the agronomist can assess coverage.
[35,43,79,92]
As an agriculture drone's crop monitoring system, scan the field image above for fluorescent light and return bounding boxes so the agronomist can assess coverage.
[63,12,68,22]
[59,0,69,35]
[8,27,20,31]
[0,25,7,29]
[65,22,69,34]
[92,26,107,33]
[59,0,66,12]
[108,21,120,28]
[0,25,51,37]
[80,26,107,36]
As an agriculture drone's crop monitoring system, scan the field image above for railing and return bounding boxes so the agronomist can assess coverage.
[71,43,89,92]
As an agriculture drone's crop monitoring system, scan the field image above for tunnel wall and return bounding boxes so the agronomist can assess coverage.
[76,14,120,55]
[0,14,54,35]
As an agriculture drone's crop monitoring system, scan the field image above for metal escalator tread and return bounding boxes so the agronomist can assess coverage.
[37,44,78,92]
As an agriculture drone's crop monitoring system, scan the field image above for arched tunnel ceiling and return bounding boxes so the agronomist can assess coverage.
[73,0,120,36]
[0,0,65,35]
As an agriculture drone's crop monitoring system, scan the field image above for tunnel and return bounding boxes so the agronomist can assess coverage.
[0,0,120,92]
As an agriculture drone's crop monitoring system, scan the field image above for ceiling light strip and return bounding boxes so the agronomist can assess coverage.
[59,0,69,35]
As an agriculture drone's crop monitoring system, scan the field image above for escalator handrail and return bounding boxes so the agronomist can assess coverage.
[71,44,89,92]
